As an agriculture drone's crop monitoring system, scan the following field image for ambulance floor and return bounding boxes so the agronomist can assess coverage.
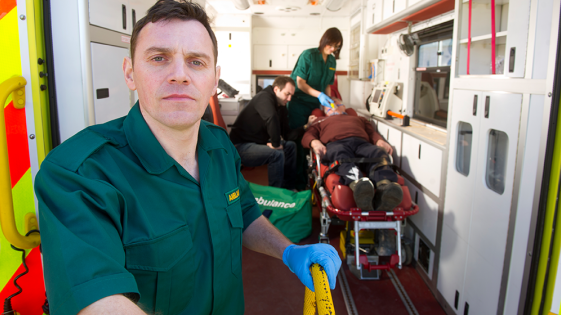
[241,166,447,315]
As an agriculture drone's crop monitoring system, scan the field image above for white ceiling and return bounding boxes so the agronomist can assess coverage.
[206,0,358,17]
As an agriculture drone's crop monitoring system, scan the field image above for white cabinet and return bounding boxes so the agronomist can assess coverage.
[382,0,406,20]
[254,45,288,70]
[404,178,439,246]
[253,45,313,70]
[128,0,151,28]
[366,0,383,30]
[89,0,152,35]
[288,46,314,71]
[401,134,442,197]
[90,43,132,124]
[438,224,469,314]
[439,89,522,314]
[457,0,531,76]
[89,0,130,34]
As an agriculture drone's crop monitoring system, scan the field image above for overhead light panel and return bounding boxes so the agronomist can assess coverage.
[275,6,301,12]
[231,0,250,10]
[325,0,345,11]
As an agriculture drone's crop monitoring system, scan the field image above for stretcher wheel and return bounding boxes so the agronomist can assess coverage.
[401,242,413,266]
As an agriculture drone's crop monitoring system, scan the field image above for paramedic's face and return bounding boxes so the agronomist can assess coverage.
[123,19,219,131]
[323,42,341,56]
[274,83,295,106]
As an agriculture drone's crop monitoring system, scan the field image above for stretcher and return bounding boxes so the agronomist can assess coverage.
[308,151,419,280]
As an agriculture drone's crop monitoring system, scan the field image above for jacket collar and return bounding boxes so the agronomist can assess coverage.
[124,103,225,174]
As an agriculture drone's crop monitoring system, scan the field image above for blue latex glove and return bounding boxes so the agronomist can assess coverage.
[318,92,335,109]
[282,244,342,292]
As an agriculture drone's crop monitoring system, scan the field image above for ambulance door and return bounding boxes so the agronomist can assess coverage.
[0,0,52,314]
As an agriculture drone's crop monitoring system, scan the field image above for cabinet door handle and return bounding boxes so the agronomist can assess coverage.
[454,290,459,309]
[472,95,478,116]
[132,9,136,27]
[484,96,490,118]
[414,191,418,204]
[387,130,389,141]
[122,4,127,30]
[229,33,232,40]
[509,47,516,73]
[269,60,272,67]
[418,144,421,159]
[464,302,469,315]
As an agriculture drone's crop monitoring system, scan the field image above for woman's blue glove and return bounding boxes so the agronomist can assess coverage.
[282,244,342,292]
[318,92,335,109]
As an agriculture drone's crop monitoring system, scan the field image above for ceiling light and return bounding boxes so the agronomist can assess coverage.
[325,0,345,11]
[231,0,250,10]
[275,6,301,12]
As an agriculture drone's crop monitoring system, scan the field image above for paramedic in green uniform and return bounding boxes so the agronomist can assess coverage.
[288,27,345,129]
[288,28,346,189]
[34,1,341,315]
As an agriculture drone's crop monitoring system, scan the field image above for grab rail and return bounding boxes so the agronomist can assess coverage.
[0,76,41,249]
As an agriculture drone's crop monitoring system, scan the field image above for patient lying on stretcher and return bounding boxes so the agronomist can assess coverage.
[301,106,403,211]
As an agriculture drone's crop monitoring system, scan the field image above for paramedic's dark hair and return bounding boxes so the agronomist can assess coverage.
[130,0,218,65]
[319,28,343,60]
[272,76,295,91]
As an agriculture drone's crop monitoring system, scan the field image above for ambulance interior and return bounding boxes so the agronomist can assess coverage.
[2,0,561,314]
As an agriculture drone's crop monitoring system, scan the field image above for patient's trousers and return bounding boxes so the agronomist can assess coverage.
[324,137,398,186]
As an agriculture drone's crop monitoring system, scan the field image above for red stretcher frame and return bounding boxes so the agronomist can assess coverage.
[309,152,419,273]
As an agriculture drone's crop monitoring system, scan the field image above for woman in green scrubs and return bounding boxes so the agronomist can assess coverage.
[288,27,344,129]
[289,28,344,189]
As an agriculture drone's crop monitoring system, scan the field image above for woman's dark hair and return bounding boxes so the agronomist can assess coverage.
[318,28,343,59]
[130,0,217,65]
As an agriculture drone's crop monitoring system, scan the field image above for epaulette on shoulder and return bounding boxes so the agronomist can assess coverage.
[46,129,112,172]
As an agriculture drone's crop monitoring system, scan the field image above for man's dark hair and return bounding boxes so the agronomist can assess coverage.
[319,28,343,59]
[130,0,218,65]
[272,76,295,91]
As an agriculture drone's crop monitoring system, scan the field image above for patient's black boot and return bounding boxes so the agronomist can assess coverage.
[373,179,403,211]
[349,178,375,211]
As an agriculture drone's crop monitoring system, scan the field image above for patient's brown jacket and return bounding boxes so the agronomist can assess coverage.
[301,115,384,149]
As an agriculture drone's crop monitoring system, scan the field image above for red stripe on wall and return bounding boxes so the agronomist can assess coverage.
[371,0,454,34]
[5,101,30,188]
[0,248,45,315]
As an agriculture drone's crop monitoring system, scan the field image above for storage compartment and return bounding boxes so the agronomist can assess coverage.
[457,0,531,76]
[415,234,434,279]
[405,178,438,246]
[401,134,442,197]
[440,89,522,314]
[253,45,288,70]
[90,43,132,124]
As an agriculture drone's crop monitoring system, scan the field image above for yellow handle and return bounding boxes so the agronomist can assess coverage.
[330,103,336,109]
[303,263,335,315]
[0,76,41,249]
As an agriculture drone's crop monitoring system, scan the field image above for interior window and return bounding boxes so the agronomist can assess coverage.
[486,129,509,195]
[456,122,473,176]
[413,21,453,129]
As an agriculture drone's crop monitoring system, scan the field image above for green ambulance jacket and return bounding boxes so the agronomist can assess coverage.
[288,47,336,128]
[34,104,262,315]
